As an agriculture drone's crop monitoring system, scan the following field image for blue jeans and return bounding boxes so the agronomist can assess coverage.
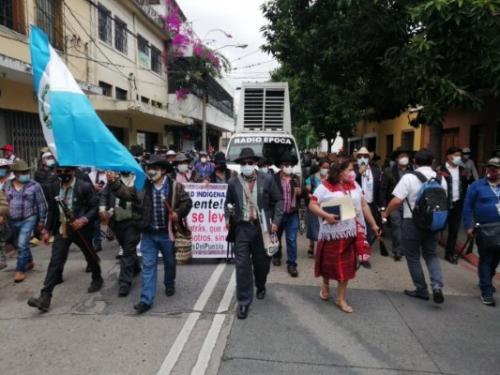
[276,212,299,266]
[140,230,175,306]
[477,244,500,298]
[10,215,37,272]
[402,219,443,292]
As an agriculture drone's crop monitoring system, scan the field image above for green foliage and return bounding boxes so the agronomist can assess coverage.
[261,0,500,155]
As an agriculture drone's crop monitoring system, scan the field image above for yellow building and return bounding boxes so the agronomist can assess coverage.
[348,112,423,161]
[0,0,234,165]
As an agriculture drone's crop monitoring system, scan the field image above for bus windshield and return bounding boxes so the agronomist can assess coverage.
[226,135,299,166]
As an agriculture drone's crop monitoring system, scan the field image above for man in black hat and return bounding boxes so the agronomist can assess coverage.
[99,170,141,297]
[273,153,302,277]
[225,147,283,319]
[107,155,192,314]
[210,152,232,183]
[28,165,103,312]
[381,147,413,261]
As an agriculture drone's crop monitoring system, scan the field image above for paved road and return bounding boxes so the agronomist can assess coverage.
[0,234,498,375]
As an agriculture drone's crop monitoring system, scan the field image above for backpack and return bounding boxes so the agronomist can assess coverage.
[406,171,448,232]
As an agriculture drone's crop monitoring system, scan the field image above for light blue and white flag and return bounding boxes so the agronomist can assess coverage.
[29,25,145,189]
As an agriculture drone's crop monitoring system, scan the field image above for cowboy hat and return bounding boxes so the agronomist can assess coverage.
[234,148,260,163]
[11,159,29,172]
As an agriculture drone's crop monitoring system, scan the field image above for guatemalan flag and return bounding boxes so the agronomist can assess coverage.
[29,25,146,189]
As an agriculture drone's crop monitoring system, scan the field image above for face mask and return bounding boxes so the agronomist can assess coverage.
[320,168,329,176]
[177,164,189,173]
[357,157,369,166]
[147,170,162,182]
[282,166,293,175]
[259,167,269,174]
[46,159,56,168]
[398,157,409,166]
[345,171,356,183]
[59,174,73,183]
[487,169,499,181]
[463,154,470,160]
[452,156,462,166]
[18,174,30,184]
[0,169,7,178]
[241,165,255,177]
[200,157,207,164]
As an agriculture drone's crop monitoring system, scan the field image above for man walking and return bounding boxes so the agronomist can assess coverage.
[108,155,192,314]
[100,171,141,297]
[382,149,447,304]
[438,147,468,264]
[6,159,47,283]
[463,157,500,306]
[28,165,103,312]
[225,148,283,319]
[381,147,412,261]
[273,153,301,277]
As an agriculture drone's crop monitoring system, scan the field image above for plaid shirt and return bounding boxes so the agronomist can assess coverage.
[151,177,170,230]
[7,180,47,224]
[281,177,296,214]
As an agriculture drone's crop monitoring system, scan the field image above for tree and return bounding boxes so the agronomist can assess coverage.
[262,0,500,159]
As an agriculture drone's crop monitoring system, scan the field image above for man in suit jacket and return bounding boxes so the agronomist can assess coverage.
[28,165,102,312]
[225,148,283,320]
[355,147,383,266]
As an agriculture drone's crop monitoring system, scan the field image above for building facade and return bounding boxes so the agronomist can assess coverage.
[0,0,233,166]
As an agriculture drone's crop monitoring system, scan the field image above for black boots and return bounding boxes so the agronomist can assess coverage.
[27,294,52,313]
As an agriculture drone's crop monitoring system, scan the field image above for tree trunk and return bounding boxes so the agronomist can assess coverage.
[429,123,443,164]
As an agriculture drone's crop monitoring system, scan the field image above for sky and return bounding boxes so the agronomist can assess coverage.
[177,0,280,106]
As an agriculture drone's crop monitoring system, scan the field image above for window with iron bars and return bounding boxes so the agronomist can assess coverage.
[98,3,112,45]
[151,46,162,74]
[114,17,127,54]
[137,35,150,67]
[99,81,112,97]
[36,0,63,49]
[0,0,26,34]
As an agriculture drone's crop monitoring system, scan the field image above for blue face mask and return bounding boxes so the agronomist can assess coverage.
[0,169,7,177]
[18,174,30,184]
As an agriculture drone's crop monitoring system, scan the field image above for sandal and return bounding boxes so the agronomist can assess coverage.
[319,283,330,301]
[335,300,353,313]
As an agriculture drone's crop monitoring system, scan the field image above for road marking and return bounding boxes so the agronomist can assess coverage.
[190,271,236,375]
[156,263,226,375]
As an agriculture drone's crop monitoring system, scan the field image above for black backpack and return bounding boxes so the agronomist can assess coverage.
[406,171,448,232]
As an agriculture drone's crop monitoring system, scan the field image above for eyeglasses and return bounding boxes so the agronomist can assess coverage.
[240,161,255,166]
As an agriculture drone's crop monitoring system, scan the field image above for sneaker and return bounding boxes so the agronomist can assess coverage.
[432,289,444,304]
[480,295,496,306]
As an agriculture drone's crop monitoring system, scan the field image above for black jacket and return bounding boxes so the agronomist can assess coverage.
[224,172,283,227]
[437,164,469,207]
[273,173,302,213]
[46,178,98,235]
[355,163,382,207]
[380,165,413,207]
[109,176,192,231]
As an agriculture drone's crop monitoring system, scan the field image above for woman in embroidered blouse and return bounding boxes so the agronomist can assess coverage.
[305,159,330,257]
[309,158,380,313]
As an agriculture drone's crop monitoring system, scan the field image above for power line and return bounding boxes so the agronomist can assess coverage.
[230,49,261,63]
[232,60,276,70]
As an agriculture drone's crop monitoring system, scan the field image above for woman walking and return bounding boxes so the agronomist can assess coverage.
[308,158,380,313]
[305,159,330,257]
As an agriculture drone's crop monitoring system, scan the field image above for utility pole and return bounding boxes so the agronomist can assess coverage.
[201,69,208,152]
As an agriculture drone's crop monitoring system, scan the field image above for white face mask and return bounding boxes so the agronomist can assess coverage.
[200,157,208,164]
[463,154,470,160]
[357,157,369,166]
[398,157,409,166]
[320,168,329,176]
[241,165,255,177]
[177,164,189,173]
[282,166,293,175]
[259,167,269,174]
[452,155,462,166]
[45,159,56,168]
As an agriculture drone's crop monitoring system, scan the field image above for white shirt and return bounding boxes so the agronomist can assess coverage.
[392,166,448,218]
[361,167,374,204]
[446,162,460,202]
